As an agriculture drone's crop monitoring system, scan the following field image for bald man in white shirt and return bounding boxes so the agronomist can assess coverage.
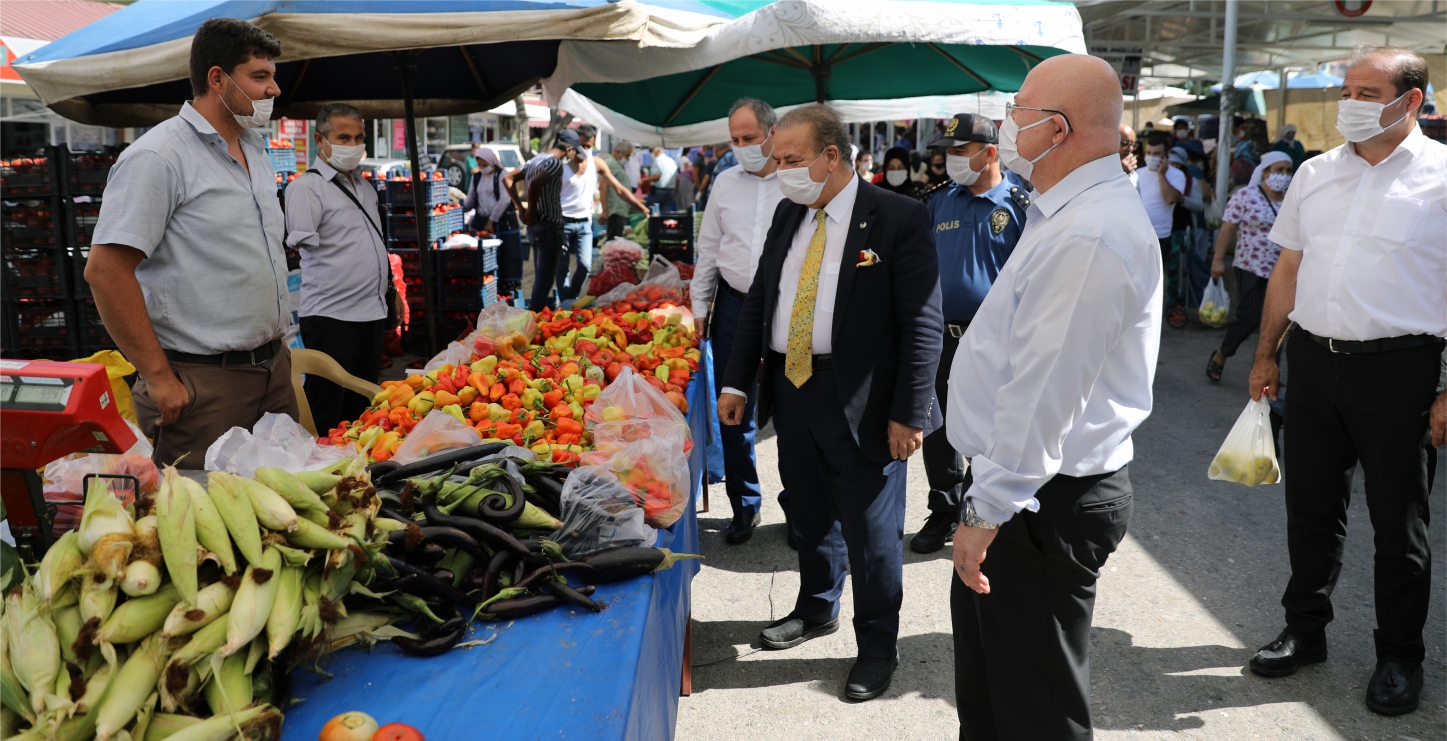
[1244,45,1446,717]
[947,55,1162,739]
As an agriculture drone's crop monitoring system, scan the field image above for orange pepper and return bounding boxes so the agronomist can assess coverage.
[488,382,505,401]
[500,393,521,411]
[390,384,415,407]
[556,433,579,446]
[434,390,461,408]
[556,418,584,436]
[495,422,521,439]
[380,380,402,389]
[475,420,497,436]
[468,402,487,422]
[467,372,488,396]
[551,403,573,419]
[657,346,686,359]
[405,374,427,389]
[542,389,564,410]
[508,377,527,395]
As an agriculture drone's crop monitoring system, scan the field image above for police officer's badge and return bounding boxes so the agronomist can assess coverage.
[989,207,1010,235]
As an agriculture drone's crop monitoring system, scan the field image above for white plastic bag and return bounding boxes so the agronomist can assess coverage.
[553,466,654,557]
[389,410,481,465]
[423,340,472,372]
[1199,278,1230,327]
[1208,398,1281,487]
[204,412,345,477]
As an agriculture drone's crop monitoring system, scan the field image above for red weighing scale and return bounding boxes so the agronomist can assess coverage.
[1,358,136,560]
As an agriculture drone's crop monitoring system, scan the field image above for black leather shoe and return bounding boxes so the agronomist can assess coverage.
[1248,629,1328,677]
[759,614,839,650]
[1366,661,1422,715]
[845,656,899,701]
[724,512,761,544]
[910,512,958,553]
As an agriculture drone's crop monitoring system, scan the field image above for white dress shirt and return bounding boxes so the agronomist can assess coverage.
[284,159,390,323]
[691,166,785,318]
[948,154,1163,525]
[1136,164,1186,238]
[720,174,859,401]
[652,154,678,189]
[1268,126,1447,341]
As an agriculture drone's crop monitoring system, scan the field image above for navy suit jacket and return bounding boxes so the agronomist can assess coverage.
[722,176,944,464]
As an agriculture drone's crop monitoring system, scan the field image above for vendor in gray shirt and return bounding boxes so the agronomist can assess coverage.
[86,18,298,467]
[285,103,392,433]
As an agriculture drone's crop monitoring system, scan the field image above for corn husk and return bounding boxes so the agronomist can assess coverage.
[170,616,229,669]
[297,575,323,640]
[284,518,353,551]
[94,633,170,741]
[201,652,249,717]
[89,533,136,584]
[144,713,202,741]
[37,531,84,607]
[203,474,263,567]
[156,469,198,604]
[221,548,281,657]
[131,692,159,741]
[120,560,162,597]
[253,468,328,515]
[79,570,119,625]
[1,647,36,725]
[263,566,301,659]
[72,660,111,715]
[177,477,235,576]
[515,501,564,531]
[78,478,134,556]
[160,704,276,741]
[5,586,59,716]
[97,584,181,646]
[53,605,82,665]
[161,582,234,639]
[293,471,340,495]
[161,616,229,714]
[229,477,297,533]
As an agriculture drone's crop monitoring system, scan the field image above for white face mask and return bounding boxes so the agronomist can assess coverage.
[580,147,592,159]
[221,73,273,129]
[777,152,828,205]
[1144,155,1163,171]
[323,141,365,172]
[885,170,908,187]
[733,132,774,173]
[1265,172,1292,192]
[998,113,1064,182]
[1336,90,1411,143]
[946,150,986,186]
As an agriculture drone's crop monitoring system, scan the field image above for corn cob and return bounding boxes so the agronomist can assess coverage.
[170,615,230,669]
[161,616,228,713]
[78,476,134,556]
[157,468,199,603]
[161,581,234,639]
[160,704,277,741]
[5,585,59,716]
[254,467,329,514]
[97,583,181,646]
[132,692,160,741]
[88,532,135,584]
[72,659,110,715]
[144,713,202,741]
[177,476,236,575]
[264,565,302,659]
[94,633,171,741]
[201,651,250,717]
[0,643,35,725]
[293,471,340,495]
[37,530,83,607]
[204,473,263,567]
[298,507,332,527]
[285,518,353,551]
[230,477,298,533]
[79,569,118,624]
[221,547,281,657]
[121,560,163,597]
[53,605,82,665]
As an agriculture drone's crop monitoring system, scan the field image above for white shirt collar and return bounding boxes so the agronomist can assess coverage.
[812,171,860,225]
[312,157,350,183]
[1344,123,1428,166]
[179,100,263,148]
[1030,154,1127,219]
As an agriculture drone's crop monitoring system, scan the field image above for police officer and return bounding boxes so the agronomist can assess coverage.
[910,113,1030,554]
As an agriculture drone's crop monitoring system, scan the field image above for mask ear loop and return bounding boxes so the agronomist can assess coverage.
[1378,90,1415,133]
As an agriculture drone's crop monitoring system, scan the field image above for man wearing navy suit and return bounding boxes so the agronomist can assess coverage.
[718,104,943,702]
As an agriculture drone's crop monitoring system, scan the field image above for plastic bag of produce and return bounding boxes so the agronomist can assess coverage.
[43,420,157,535]
[596,280,639,308]
[601,435,690,528]
[422,340,471,372]
[389,410,481,465]
[584,366,688,438]
[1199,278,1230,328]
[583,417,692,463]
[205,412,346,476]
[471,303,536,358]
[554,466,654,557]
[1208,397,1281,487]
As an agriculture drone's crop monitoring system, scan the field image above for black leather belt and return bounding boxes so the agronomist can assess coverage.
[164,339,281,367]
[563,216,590,223]
[725,285,748,302]
[946,322,969,339]
[1302,329,1443,355]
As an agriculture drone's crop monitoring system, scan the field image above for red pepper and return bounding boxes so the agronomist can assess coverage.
[377,417,393,431]
[508,377,527,395]
[500,393,521,411]
[542,389,564,410]
[435,374,457,394]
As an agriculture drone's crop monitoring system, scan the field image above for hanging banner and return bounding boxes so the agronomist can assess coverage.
[1090,45,1144,94]
[393,119,407,152]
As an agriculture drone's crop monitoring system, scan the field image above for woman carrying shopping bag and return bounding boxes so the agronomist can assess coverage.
[1206,151,1294,382]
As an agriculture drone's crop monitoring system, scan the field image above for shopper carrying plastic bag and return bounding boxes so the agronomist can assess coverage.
[1208,397,1281,486]
[1198,277,1230,328]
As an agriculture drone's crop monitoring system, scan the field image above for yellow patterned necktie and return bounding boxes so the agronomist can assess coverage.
[785,210,829,388]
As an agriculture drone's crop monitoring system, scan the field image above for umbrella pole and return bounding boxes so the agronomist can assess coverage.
[393,53,438,355]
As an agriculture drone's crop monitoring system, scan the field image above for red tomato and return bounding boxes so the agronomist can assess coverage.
[372,724,424,741]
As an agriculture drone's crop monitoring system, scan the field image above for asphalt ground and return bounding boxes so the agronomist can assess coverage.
[675,324,1447,741]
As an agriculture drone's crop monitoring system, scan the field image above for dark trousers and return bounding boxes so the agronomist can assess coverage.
[772,364,906,658]
[299,316,384,434]
[923,332,965,516]
[1279,330,1441,666]
[528,221,565,310]
[710,288,763,516]
[1219,268,1268,358]
[493,210,523,292]
[953,466,1132,741]
[1159,236,1182,307]
[605,213,629,242]
[646,187,674,212]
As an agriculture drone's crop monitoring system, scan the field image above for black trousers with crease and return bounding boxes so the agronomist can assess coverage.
[299,315,384,435]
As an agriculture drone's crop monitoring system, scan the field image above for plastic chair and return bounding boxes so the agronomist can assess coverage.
[289,348,383,436]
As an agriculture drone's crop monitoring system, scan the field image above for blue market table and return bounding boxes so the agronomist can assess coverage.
[280,354,713,741]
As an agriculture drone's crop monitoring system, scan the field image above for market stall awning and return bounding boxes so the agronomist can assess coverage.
[12,0,732,127]
[541,0,1085,135]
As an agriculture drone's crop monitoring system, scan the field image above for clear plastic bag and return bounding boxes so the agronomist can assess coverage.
[205,412,348,477]
[389,410,482,465]
[471,303,536,359]
[423,341,472,372]
[584,417,690,462]
[1199,278,1230,328]
[584,366,689,440]
[1208,397,1281,487]
[553,466,654,558]
[596,280,639,308]
[596,255,684,309]
[44,420,157,534]
[600,435,690,528]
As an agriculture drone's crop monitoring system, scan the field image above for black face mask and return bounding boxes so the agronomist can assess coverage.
[931,161,946,171]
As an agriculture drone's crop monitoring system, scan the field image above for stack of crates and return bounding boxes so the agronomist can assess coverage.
[2,147,85,359]
[399,239,500,356]
[647,208,696,265]
[61,148,119,356]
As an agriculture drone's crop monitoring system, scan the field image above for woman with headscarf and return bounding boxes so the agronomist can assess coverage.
[875,146,925,200]
[1270,123,1307,170]
[1205,150,1294,383]
[463,147,523,295]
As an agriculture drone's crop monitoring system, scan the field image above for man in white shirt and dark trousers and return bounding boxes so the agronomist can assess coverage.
[1245,45,1447,717]
[1137,130,1186,325]
[285,103,392,433]
[692,98,788,545]
[948,55,1162,739]
[718,104,942,701]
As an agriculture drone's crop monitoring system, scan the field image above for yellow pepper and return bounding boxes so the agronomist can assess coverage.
[601,405,625,422]
[569,401,584,420]
[531,442,551,456]
[524,420,547,439]
[684,349,701,362]
[665,358,689,371]
[581,384,602,401]
[457,386,478,406]
[579,325,598,340]
[440,404,466,424]
[626,342,654,357]
[488,403,509,421]
[372,385,397,404]
[520,388,544,410]
[655,365,670,382]
[408,390,436,415]
[471,356,498,375]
